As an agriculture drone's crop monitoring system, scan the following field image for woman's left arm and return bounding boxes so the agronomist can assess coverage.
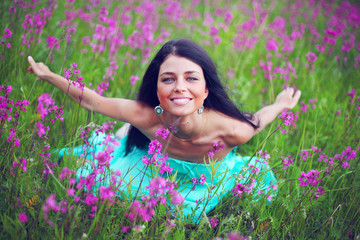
[253,87,301,134]
[225,87,301,147]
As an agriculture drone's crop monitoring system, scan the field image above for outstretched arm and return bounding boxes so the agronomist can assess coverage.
[28,56,102,111]
[27,56,154,127]
[253,87,301,134]
[226,87,301,147]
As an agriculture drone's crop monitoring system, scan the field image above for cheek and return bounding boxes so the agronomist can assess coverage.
[156,87,167,102]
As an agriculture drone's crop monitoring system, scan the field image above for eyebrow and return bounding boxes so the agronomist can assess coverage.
[159,71,201,76]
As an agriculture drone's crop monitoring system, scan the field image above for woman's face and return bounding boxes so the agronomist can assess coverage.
[157,55,208,117]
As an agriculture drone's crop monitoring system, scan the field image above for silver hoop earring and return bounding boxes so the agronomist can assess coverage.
[154,105,163,115]
[198,106,204,114]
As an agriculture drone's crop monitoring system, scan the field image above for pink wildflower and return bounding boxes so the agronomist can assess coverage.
[148,140,162,154]
[192,178,197,185]
[46,36,59,50]
[278,110,295,126]
[18,213,28,224]
[311,146,321,153]
[59,167,76,180]
[67,188,75,196]
[300,101,308,113]
[258,150,270,160]
[208,150,215,158]
[209,27,219,36]
[305,52,317,63]
[98,186,115,202]
[299,150,309,161]
[3,28,12,38]
[280,155,294,170]
[224,12,233,24]
[298,170,321,187]
[266,38,278,52]
[155,127,170,140]
[209,215,219,228]
[130,75,140,85]
[199,174,206,185]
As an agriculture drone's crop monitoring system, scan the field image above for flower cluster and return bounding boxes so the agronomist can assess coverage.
[298,170,321,187]
[299,145,357,170]
[36,93,63,138]
[299,98,318,113]
[299,150,309,161]
[208,141,225,158]
[346,88,360,112]
[209,214,219,228]
[10,158,27,176]
[256,150,270,165]
[21,7,54,48]
[232,178,256,198]
[335,146,357,169]
[278,110,295,126]
[46,35,60,61]
[125,176,183,223]
[96,61,118,95]
[143,142,173,174]
[42,194,60,227]
[305,52,317,64]
[1,85,29,147]
[298,169,324,200]
[278,110,297,134]
[1,28,12,54]
[296,146,357,201]
[192,174,207,187]
[147,140,162,155]
[18,213,28,224]
[130,75,140,86]
[64,63,85,99]
[280,155,294,170]
[40,145,57,175]
[155,126,170,140]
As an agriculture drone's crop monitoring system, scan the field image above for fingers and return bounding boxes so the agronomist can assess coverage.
[27,56,35,74]
[284,87,298,98]
[289,87,294,96]
[28,56,35,65]
[294,89,301,102]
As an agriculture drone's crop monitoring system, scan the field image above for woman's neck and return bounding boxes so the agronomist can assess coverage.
[162,111,207,140]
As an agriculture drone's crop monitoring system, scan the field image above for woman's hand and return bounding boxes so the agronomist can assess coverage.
[27,56,52,81]
[275,87,301,110]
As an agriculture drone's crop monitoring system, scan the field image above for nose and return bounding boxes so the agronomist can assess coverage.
[174,79,186,93]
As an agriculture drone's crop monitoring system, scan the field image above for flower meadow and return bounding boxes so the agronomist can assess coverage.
[1,0,360,239]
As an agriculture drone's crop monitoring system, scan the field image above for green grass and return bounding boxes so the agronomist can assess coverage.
[1,0,360,239]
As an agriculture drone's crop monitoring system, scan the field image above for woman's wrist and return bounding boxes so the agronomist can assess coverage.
[272,102,287,113]
[43,72,59,84]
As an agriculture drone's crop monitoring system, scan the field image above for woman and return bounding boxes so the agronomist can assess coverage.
[28,38,301,222]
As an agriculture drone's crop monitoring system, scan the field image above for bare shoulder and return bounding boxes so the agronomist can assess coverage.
[207,110,256,147]
[98,97,160,129]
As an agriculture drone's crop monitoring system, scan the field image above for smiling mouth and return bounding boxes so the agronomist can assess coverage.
[171,98,192,105]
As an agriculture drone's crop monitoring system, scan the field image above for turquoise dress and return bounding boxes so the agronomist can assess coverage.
[58,132,276,223]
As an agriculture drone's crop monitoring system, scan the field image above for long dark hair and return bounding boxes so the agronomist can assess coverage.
[125,38,258,155]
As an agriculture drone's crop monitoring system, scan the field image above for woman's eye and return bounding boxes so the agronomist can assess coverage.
[187,77,198,81]
[162,78,174,82]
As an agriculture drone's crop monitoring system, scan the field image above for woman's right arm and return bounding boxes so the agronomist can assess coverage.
[27,56,154,127]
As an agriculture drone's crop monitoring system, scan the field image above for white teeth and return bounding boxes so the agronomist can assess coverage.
[172,99,190,103]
